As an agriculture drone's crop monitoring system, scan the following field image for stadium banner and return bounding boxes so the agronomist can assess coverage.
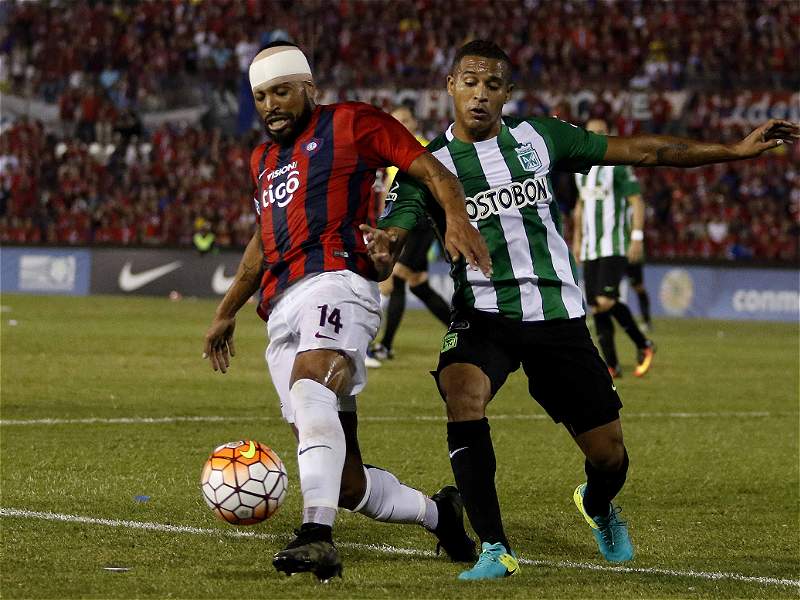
[722,91,800,127]
[0,247,91,295]
[622,265,798,322]
[89,248,241,297]
[4,247,796,322]
[421,261,798,322]
[317,88,693,124]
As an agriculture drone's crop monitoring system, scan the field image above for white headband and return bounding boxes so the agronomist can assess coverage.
[249,46,313,91]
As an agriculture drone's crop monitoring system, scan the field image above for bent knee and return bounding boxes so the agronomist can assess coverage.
[588,440,626,472]
[405,271,427,287]
[593,296,616,313]
[439,364,491,421]
[338,465,366,510]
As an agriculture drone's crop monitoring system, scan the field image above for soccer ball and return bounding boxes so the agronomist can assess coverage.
[200,440,288,525]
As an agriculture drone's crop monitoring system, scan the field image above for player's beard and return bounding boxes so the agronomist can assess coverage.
[265,93,314,145]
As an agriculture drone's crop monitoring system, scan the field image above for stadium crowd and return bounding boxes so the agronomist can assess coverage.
[2,117,796,263]
[5,0,798,109]
[1,0,797,262]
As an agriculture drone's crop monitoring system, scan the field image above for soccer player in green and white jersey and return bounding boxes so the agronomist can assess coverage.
[572,117,654,378]
[362,40,799,581]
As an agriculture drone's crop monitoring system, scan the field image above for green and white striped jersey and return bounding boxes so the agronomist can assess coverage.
[575,165,642,261]
[379,116,607,322]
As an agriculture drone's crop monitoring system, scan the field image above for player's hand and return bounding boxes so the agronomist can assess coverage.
[627,240,644,264]
[203,315,236,373]
[734,119,799,158]
[359,224,396,280]
[445,214,492,277]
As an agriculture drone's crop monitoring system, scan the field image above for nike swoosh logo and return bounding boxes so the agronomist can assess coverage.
[611,384,617,391]
[240,441,256,459]
[118,261,182,292]
[212,265,236,295]
[298,444,331,456]
[449,447,468,459]
[315,332,335,340]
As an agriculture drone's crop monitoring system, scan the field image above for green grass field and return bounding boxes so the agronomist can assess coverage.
[1,294,798,599]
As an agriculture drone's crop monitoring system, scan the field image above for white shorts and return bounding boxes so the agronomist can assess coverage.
[265,270,381,423]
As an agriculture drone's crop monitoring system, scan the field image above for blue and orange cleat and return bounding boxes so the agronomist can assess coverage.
[458,542,519,581]
[573,483,634,562]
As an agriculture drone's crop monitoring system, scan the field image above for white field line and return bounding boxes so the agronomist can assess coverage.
[1,507,797,589]
[0,411,793,427]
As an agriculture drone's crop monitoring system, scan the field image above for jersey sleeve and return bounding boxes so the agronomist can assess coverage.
[614,165,642,197]
[377,171,429,231]
[353,104,427,171]
[537,117,608,174]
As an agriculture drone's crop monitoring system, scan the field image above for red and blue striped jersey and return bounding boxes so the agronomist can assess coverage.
[249,102,426,320]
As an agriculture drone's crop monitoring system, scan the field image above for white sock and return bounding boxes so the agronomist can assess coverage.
[291,379,345,527]
[354,465,437,529]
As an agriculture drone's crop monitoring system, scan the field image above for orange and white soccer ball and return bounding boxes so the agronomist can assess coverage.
[200,440,288,525]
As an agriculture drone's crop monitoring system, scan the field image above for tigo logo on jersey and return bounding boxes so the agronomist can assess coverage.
[262,162,301,209]
[515,143,542,172]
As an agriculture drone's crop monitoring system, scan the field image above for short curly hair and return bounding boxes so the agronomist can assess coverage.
[451,40,513,78]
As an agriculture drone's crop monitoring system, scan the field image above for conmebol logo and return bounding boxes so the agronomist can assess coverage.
[732,290,799,313]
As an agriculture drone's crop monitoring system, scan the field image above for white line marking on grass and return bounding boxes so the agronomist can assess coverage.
[521,557,800,588]
[1,508,797,589]
[0,411,793,426]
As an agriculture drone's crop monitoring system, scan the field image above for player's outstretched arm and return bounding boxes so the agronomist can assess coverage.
[203,231,264,373]
[603,119,799,168]
[405,152,492,277]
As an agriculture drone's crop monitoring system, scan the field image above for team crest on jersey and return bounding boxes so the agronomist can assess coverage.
[441,332,458,353]
[515,143,541,172]
[303,137,323,157]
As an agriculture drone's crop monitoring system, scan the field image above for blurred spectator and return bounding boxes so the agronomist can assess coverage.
[0,115,795,264]
[0,0,797,264]
[3,0,798,112]
[193,218,216,254]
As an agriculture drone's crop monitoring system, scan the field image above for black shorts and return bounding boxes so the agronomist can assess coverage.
[398,222,436,273]
[584,256,628,303]
[626,261,644,287]
[434,310,622,435]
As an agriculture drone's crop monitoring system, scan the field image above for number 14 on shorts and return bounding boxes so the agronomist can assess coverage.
[317,304,344,336]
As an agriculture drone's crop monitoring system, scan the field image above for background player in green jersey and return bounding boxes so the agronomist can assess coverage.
[366,104,451,368]
[572,117,654,378]
[363,40,799,581]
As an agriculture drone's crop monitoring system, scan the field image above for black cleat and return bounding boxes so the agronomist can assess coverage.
[273,523,343,582]
[429,486,477,562]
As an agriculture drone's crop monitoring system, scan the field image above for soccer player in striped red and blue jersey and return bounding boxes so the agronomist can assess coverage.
[203,42,488,580]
